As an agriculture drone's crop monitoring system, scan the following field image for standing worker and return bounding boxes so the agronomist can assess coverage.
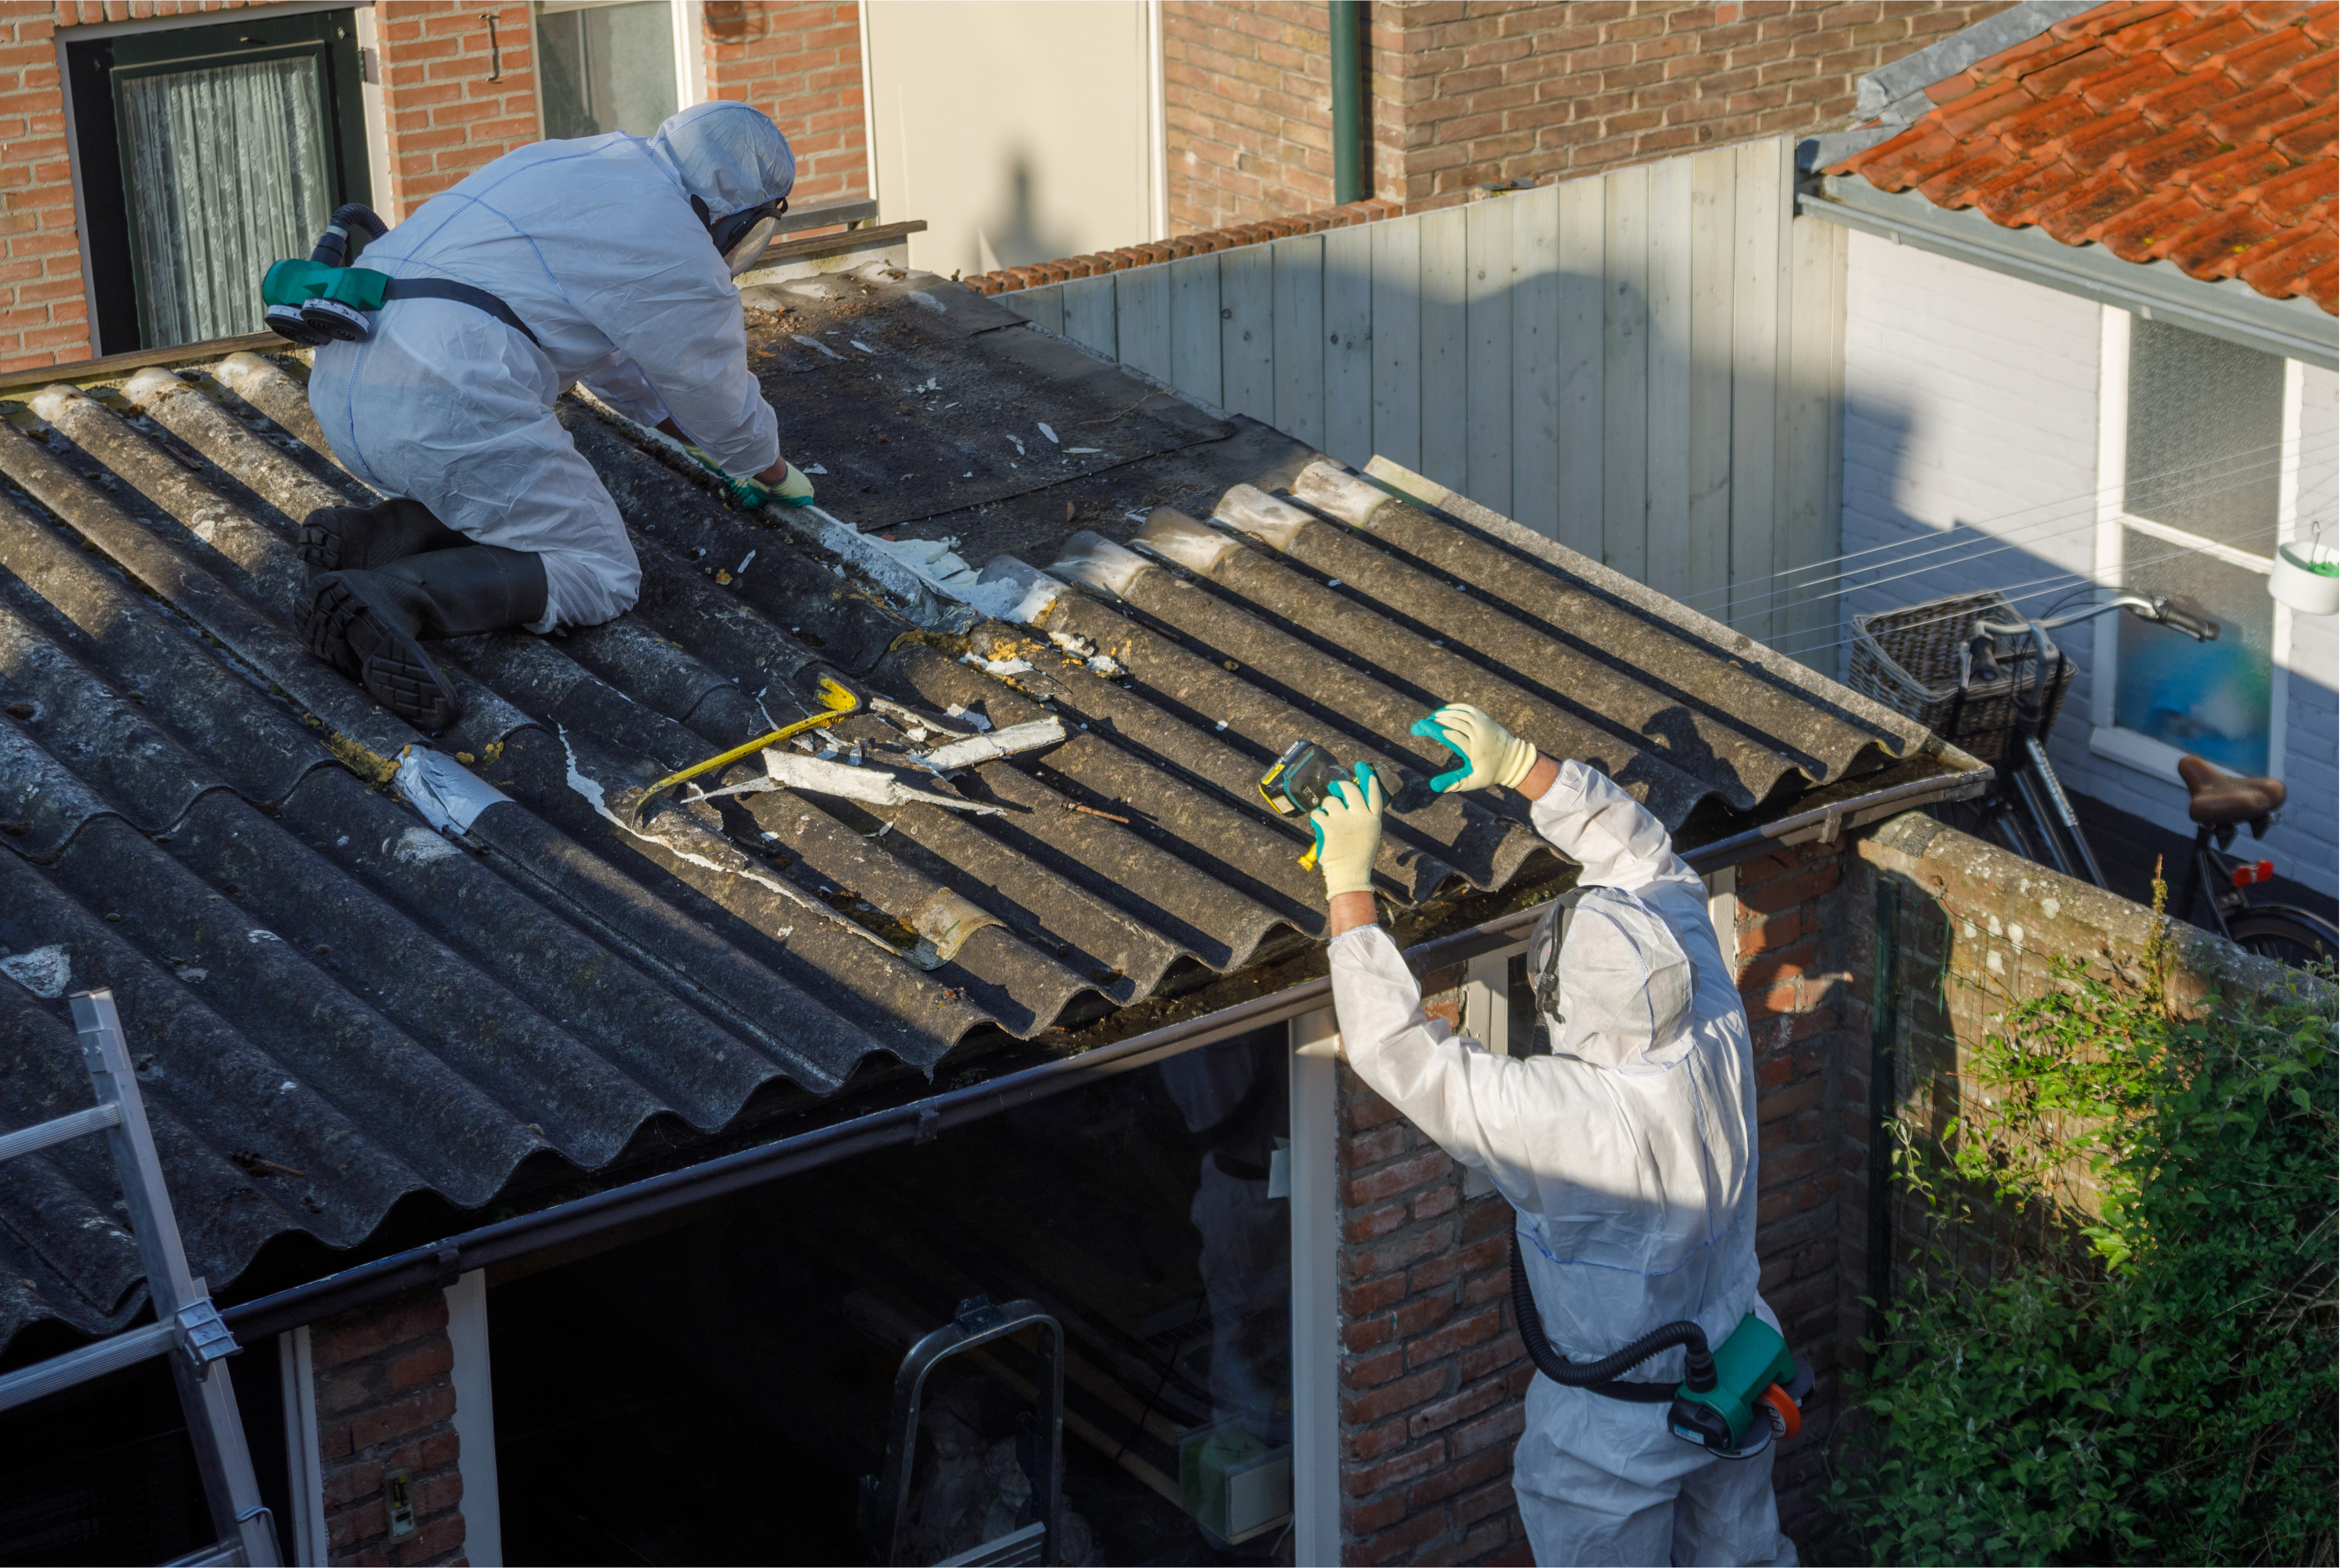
[1308,704,1796,1567]
[298,100,814,732]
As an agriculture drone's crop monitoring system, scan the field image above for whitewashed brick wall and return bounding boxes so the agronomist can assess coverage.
[1841,230,2337,900]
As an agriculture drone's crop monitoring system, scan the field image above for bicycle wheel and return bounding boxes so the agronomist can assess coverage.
[2224,910,2337,969]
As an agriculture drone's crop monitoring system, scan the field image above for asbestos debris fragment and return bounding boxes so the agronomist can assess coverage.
[917,715,1065,772]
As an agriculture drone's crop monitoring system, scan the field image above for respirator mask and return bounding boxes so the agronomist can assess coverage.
[695,193,787,277]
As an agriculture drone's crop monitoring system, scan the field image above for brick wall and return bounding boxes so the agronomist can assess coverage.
[376,2,541,219]
[0,9,78,373]
[1162,0,2021,232]
[310,1286,467,1567]
[1332,844,1870,1562]
[703,1,869,205]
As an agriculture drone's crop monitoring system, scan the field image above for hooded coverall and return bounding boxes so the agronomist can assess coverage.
[1329,760,1797,1567]
[307,100,791,632]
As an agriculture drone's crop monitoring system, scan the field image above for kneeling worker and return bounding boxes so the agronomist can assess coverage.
[300,100,813,731]
[1309,704,1795,1567]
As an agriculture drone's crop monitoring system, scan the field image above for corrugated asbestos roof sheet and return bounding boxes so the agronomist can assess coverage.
[0,265,1934,1357]
[1831,0,2338,313]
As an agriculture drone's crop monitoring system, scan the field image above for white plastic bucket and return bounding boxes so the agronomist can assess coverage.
[2270,541,2338,616]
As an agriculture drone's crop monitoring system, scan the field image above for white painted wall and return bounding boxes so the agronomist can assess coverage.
[863,0,1161,279]
[1842,229,2338,899]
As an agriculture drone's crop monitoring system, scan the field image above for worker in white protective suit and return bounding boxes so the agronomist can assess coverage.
[1309,703,1796,1568]
[299,100,812,732]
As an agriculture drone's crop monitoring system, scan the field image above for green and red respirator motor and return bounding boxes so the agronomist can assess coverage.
[1510,1231,1811,1456]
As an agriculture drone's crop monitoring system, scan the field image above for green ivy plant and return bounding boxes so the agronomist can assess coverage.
[1831,953,2335,1566]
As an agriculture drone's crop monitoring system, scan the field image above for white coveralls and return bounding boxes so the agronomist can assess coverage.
[308,101,789,632]
[1330,762,1797,1568]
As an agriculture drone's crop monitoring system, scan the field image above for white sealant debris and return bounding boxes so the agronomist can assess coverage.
[1064,447,1103,455]
[249,929,282,943]
[0,945,71,999]
[793,333,846,360]
[737,550,756,574]
[851,340,876,355]
[391,826,463,866]
[962,653,1034,678]
[803,464,828,475]
[908,290,946,314]
[1008,435,1025,456]
[1037,423,1059,444]
[919,716,1065,772]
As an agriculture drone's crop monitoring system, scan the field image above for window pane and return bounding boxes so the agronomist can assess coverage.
[2115,526,2274,775]
[488,1026,1296,1564]
[117,56,332,346]
[2124,317,2285,552]
[535,1,677,140]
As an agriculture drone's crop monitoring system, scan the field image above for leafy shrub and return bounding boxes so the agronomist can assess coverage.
[1832,965,2336,1566]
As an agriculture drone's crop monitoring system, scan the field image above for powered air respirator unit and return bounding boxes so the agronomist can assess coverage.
[1510,1229,1811,1456]
[261,203,545,351]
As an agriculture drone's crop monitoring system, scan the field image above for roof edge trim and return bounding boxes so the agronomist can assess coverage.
[1805,178,2340,372]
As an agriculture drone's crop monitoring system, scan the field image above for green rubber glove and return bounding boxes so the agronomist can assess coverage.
[1410,703,1537,793]
[1309,763,1384,898]
[685,443,816,508]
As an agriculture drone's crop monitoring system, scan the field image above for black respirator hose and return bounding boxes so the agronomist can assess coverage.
[308,205,390,268]
[1510,1229,1717,1393]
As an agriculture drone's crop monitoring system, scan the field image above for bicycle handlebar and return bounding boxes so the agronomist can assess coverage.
[1971,592,2216,644]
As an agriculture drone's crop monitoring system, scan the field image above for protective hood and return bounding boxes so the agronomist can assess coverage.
[1543,887,1694,1071]
[647,100,796,221]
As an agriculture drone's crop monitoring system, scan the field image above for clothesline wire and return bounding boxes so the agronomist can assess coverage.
[1672,429,2334,609]
[1720,456,2326,631]
[1759,515,2316,664]
[1704,435,2336,623]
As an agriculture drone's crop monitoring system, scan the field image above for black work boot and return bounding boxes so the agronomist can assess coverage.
[300,545,549,732]
[298,496,465,576]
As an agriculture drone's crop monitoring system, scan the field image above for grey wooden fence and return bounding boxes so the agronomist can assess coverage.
[998,136,1848,659]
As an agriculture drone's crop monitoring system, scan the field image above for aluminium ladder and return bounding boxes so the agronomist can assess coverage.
[0,989,282,1567]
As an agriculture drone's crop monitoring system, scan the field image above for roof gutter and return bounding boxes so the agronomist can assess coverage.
[1800,176,2339,372]
[219,758,1989,1341]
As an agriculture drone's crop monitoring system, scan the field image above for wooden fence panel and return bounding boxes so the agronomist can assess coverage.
[1221,243,1275,424]
[1061,274,1116,359]
[1602,162,1650,582]
[1418,204,1470,496]
[1371,216,1422,473]
[1510,183,1562,541]
[1686,148,1736,609]
[977,138,1850,663]
[1323,223,1373,467]
[1555,175,1607,560]
[1465,196,1514,518]
[1273,235,1327,450]
[1170,253,1222,409]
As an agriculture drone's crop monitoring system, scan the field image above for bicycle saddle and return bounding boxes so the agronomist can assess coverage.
[2178,754,2284,828]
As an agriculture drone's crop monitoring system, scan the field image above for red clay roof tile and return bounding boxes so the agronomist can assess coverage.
[1833,0,2336,311]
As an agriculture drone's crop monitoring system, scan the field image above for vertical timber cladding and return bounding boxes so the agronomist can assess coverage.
[1001,138,1850,671]
[1331,838,1868,1565]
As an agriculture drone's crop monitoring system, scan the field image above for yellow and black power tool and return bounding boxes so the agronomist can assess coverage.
[1256,738,1404,869]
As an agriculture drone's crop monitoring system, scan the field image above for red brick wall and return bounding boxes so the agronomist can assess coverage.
[1160,0,2022,230]
[1164,0,1344,236]
[377,1,541,218]
[703,0,870,205]
[0,10,79,373]
[310,1286,467,1567]
[1334,842,1867,1562]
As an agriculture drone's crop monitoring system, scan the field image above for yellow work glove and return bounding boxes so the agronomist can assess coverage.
[1410,702,1536,793]
[685,443,816,508]
[1309,763,1385,898]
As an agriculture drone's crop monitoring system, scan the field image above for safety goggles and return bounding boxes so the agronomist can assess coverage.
[696,194,789,277]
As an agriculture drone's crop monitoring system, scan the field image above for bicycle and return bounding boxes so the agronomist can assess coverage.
[1852,589,2336,969]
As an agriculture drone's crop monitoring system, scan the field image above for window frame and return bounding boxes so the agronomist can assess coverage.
[529,0,706,145]
[63,8,374,355]
[2088,304,2297,786]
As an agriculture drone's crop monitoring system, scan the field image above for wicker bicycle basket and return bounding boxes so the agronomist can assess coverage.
[1850,590,2075,765]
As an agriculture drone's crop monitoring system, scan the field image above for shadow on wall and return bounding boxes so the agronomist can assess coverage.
[978,154,1078,276]
[704,1,766,41]
[1838,391,2336,901]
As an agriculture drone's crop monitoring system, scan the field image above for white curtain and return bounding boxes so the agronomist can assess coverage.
[118,55,333,347]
